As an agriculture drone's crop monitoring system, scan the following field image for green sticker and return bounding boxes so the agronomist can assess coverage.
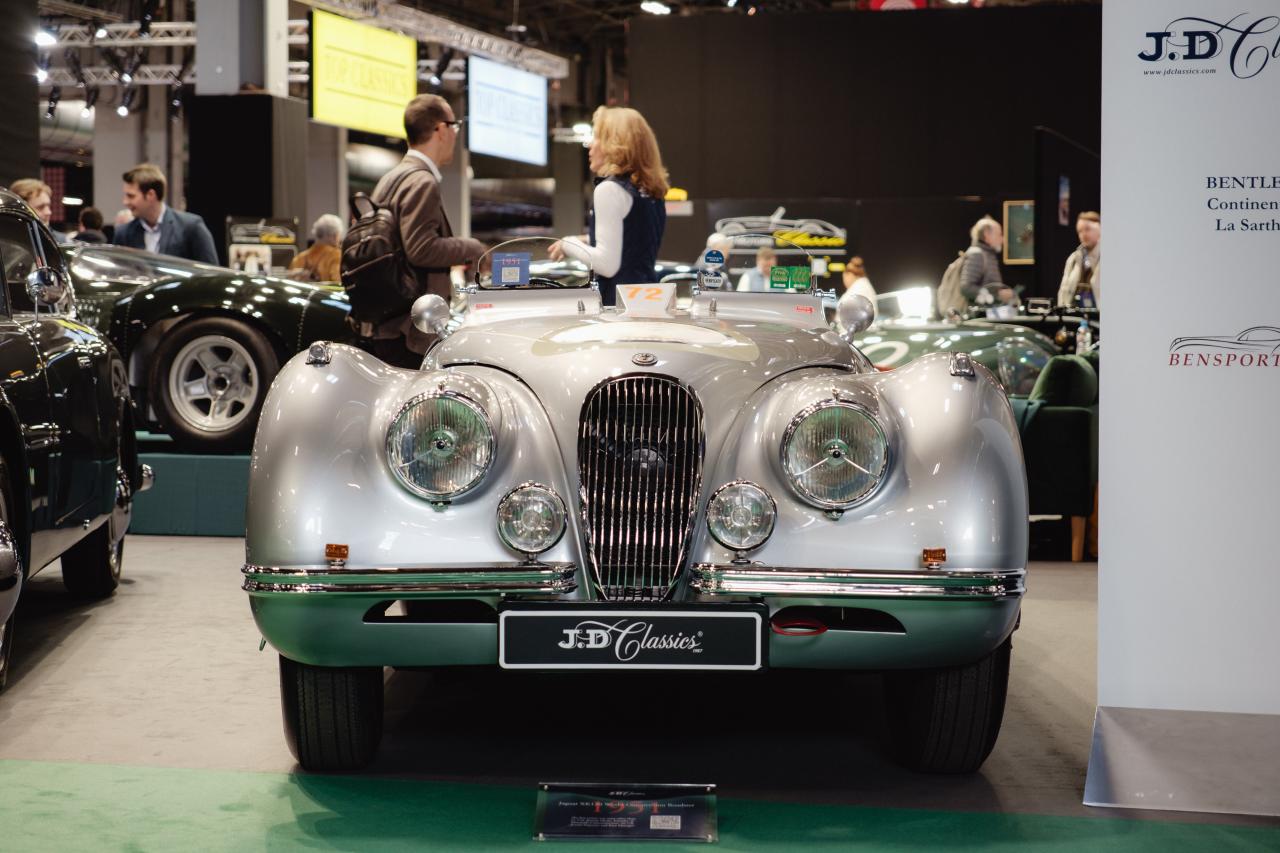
[769,265,810,290]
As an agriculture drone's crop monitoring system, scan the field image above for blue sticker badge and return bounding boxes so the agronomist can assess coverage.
[493,252,531,286]
[703,248,725,268]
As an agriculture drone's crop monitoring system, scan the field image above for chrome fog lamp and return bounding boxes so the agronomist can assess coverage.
[497,483,567,555]
[706,481,777,551]
[782,401,888,509]
[386,392,494,500]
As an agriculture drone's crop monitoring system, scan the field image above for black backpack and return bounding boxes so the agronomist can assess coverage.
[340,170,419,325]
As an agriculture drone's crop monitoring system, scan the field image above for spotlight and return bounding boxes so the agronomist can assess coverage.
[640,1,672,14]
[45,86,61,119]
[34,29,56,48]
[65,48,86,88]
[430,48,454,88]
[121,49,143,84]
[139,0,159,35]
[93,21,108,40]
[117,86,137,117]
[82,87,99,116]
[727,0,737,6]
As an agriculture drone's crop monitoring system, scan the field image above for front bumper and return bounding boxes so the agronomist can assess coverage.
[691,564,1025,599]
[244,560,1023,670]
[242,561,577,595]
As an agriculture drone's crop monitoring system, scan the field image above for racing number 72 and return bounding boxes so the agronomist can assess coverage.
[625,286,664,301]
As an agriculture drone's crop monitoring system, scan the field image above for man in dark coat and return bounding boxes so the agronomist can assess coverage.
[113,163,218,265]
[365,94,486,367]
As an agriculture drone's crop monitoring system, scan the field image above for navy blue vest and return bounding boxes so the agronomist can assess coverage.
[588,176,666,306]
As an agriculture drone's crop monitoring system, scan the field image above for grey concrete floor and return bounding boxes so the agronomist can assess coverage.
[0,536,1269,827]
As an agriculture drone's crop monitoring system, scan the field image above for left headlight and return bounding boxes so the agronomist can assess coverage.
[781,400,888,509]
[387,392,494,500]
[497,483,567,555]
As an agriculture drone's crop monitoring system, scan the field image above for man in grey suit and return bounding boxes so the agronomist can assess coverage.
[113,163,219,265]
[367,94,486,367]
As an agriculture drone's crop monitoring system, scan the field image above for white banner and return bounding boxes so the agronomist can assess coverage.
[1090,0,1280,815]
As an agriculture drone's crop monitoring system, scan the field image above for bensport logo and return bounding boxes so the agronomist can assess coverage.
[1168,326,1280,368]
[1138,14,1280,79]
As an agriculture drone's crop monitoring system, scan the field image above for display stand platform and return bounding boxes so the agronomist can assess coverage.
[132,432,249,537]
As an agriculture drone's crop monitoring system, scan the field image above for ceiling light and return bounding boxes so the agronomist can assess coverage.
[36,67,48,83]
[35,30,56,48]
[117,86,137,117]
[727,0,737,6]
[94,22,108,39]
[572,122,591,135]
[62,197,83,206]
[640,1,671,14]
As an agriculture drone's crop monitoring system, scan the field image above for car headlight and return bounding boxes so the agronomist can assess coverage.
[781,400,888,509]
[386,391,494,500]
[497,483,567,555]
[707,481,776,551]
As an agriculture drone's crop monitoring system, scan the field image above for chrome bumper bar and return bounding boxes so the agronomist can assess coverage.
[691,564,1025,599]
[241,561,577,595]
[138,463,155,493]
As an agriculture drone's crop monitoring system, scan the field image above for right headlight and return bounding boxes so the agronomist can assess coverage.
[387,391,494,500]
[781,400,888,509]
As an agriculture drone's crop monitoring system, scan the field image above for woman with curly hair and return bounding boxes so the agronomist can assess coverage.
[550,106,669,306]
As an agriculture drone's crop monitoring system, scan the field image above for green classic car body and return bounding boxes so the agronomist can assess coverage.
[63,245,354,451]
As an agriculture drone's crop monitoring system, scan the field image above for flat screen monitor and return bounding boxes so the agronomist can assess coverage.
[467,55,548,166]
[310,9,417,138]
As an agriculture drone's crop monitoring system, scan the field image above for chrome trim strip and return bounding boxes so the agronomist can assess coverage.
[241,561,577,594]
[691,564,1025,599]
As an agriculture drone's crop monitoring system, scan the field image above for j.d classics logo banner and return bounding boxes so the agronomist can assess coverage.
[1139,14,1280,79]
[1169,326,1280,367]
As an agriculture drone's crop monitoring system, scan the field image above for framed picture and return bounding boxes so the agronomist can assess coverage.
[1003,200,1034,265]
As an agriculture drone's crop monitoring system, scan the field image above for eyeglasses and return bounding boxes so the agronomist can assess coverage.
[441,117,465,130]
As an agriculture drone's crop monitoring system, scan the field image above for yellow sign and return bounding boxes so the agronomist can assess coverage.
[310,9,418,139]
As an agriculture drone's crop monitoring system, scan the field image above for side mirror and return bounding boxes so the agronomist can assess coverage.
[26,267,67,310]
[836,293,875,339]
[411,293,451,336]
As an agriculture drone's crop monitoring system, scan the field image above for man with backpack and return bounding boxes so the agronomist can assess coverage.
[936,216,1016,317]
[343,94,486,368]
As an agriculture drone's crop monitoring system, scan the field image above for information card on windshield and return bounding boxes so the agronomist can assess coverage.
[493,252,532,286]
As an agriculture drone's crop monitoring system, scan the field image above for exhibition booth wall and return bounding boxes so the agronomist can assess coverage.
[631,6,1101,299]
[1089,0,1280,817]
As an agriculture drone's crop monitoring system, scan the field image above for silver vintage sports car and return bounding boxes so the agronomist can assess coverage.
[242,237,1027,774]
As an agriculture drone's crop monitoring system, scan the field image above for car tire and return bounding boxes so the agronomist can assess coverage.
[150,317,280,454]
[279,655,384,771]
[61,522,123,599]
[883,638,1012,774]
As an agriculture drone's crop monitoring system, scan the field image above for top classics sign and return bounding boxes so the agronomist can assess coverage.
[1138,14,1280,78]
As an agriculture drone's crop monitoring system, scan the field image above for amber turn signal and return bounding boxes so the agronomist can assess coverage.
[922,547,946,568]
[325,543,350,561]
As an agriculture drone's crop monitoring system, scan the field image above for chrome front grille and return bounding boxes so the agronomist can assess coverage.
[577,375,705,601]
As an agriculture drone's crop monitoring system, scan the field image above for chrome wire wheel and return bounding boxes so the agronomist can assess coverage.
[167,335,259,433]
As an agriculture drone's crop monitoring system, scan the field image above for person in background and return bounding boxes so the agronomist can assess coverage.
[960,216,1015,306]
[1057,210,1101,309]
[72,207,107,244]
[366,94,486,367]
[113,163,218,264]
[288,214,344,282]
[10,178,66,240]
[736,246,777,292]
[841,255,877,319]
[549,106,669,306]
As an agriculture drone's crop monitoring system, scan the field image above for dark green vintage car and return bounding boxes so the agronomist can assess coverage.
[848,288,1060,395]
[63,245,354,452]
[0,191,150,687]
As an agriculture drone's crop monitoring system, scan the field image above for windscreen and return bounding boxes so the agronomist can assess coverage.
[473,237,594,291]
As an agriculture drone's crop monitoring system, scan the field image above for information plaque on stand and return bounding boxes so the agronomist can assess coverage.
[533,782,717,842]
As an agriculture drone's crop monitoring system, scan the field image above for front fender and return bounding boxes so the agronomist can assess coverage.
[696,351,1027,571]
[245,345,584,577]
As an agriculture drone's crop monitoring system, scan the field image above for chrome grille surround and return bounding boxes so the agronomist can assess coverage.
[577,374,705,601]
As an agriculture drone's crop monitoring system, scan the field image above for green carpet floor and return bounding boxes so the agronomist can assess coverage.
[1,760,1276,852]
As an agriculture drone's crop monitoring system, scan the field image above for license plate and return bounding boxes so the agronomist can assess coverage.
[499,606,764,671]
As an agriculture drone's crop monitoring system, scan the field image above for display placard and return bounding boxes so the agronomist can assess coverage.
[534,783,717,842]
[616,283,677,318]
[493,252,531,286]
[468,55,548,166]
[310,9,418,139]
